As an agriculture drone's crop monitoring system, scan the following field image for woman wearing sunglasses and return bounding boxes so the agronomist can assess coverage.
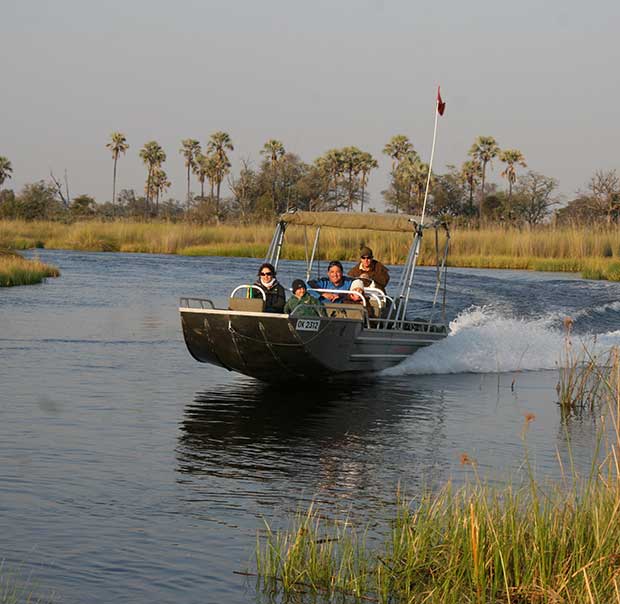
[250,262,286,313]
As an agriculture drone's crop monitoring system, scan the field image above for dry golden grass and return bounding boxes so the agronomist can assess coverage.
[0,250,60,286]
[2,219,620,279]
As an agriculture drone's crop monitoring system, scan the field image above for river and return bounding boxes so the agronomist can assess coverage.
[1,250,619,603]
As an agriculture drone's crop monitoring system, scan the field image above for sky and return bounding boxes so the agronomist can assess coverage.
[2,0,619,209]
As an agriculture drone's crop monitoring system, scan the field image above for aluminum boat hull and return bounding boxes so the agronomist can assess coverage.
[180,306,447,381]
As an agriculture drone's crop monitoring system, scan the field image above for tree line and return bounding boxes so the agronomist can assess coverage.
[1,134,619,225]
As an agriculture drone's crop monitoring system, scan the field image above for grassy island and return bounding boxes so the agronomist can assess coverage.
[1,219,620,281]
[0,249,60,287]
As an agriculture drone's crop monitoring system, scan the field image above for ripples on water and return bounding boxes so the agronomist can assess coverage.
[1,251,620,603]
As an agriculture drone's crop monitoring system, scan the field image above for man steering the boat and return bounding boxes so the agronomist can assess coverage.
[308,260,353,303]
[347,246,389,293]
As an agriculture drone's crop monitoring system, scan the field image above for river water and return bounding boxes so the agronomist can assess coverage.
[1,250,620,603]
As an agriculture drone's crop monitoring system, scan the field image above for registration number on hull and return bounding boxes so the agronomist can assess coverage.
[296,319,320,331]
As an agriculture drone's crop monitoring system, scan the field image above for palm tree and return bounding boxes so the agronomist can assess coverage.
[468,136,500,218]
[340,146,364,211]
[383,135,415,171]
[412,161,431,213]
[358,152,378,212]
[192,153,209,199]
[106,133,129,210]
[179,139,201,209]
[205,154,221,200]
[260,139,285,213]
[383,135,417,212]
[461,160,482,214]
[139,141,166,214]
[316,149,344,210]
[499,149,527,199]
[206,131,234,213]
[0,156,13,188]
[395,154,429,214]
[151,168,171,211]
[210,154,230,216]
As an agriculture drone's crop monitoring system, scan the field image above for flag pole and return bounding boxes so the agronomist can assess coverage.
[395,89,445,325]
[420,90,442,225]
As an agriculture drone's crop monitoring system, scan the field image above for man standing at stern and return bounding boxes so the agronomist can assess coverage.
[347,246,389,293]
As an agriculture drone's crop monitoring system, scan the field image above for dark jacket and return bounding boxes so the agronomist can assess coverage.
[251,280,286,313]
[348,259,390,292]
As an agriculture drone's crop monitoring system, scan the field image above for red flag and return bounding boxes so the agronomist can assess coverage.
[437,86,446,116]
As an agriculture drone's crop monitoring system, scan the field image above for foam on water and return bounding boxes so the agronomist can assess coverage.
[517,300,620,328]
[384,305,620,376]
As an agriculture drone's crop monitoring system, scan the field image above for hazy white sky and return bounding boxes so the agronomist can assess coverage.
[3,0,619,208]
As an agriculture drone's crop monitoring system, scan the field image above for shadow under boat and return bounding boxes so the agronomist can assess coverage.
[176,376,449,481]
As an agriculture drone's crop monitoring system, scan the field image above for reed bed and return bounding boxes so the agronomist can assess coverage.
[0,250,60,287]
[0,561,55,604]
[2,220,620,280]
[556,317,614,416]
[256,347,620,603]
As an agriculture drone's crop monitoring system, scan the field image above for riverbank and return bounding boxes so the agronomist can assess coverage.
[1,219,620,280]
[0,249,60,287]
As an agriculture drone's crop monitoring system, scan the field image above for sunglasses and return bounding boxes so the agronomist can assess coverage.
[260,271,273,276]
[361,256,372,260]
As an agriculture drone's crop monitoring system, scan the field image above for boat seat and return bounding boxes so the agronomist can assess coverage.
[324,303,365,320]
[369,297,382,317]
[228,298,265,312]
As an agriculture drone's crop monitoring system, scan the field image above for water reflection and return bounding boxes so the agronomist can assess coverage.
[176,377,451,515]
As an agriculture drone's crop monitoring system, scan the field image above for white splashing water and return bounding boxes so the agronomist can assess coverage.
[384,306,620,376]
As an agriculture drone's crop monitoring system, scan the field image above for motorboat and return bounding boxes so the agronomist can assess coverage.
[179,211,450,381]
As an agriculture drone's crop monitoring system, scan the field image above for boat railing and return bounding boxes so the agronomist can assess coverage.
[364,287,393,306]
[179,297,215,309]
[229,285,266,300]
[308,288,391,327]
[308,288,384,307]
[288,304,327,318]
[367,316,448,333]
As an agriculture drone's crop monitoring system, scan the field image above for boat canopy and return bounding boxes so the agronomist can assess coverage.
[279,211,420,233]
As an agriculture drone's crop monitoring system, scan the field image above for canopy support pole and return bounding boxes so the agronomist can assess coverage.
[396,225,423,327]
[266,221,287,270]
[306,226,321,282]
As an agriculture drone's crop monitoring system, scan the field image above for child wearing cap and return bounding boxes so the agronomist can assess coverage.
[284,279,321,317]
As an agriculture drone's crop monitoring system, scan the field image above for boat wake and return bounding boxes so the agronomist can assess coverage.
[384,305,620,376]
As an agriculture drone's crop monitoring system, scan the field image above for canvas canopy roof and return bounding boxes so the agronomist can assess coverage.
[279,211,420,233]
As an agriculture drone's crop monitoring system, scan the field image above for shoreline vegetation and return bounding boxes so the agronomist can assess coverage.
[2,219,620,281]
[0,249,59,287]
[0,559,55,604]
[255,346,620,603]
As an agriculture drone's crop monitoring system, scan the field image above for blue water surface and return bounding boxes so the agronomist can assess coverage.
[1,250,619,603]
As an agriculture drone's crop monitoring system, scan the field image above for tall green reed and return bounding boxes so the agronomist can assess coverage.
[0,561,56,604]
[256,347,620,603]
[556,317,611,415]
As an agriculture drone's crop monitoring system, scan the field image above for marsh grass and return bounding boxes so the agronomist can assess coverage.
[556,318,613,415]
[0,251,60,287]
[256,348,620,603]
[0,561,55,604]
[256,505,373,600]
[3,220,620,279]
